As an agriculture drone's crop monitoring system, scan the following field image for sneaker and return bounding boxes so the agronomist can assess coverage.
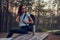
[0,37,13,40]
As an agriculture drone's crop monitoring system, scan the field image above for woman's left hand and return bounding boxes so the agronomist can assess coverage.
[22,19,27,24]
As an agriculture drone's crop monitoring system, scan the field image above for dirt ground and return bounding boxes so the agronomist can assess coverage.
[44,33,60,40]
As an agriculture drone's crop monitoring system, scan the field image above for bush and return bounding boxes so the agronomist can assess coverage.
[36,26,48,32]
[51,31,60,35]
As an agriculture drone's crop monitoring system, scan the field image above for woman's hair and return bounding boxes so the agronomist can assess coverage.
[18,4,25,16]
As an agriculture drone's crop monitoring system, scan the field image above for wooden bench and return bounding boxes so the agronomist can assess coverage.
[12,32,49,40]
[0,32,49,40]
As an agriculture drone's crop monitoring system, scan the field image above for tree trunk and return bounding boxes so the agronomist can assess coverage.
[0,0,2,32]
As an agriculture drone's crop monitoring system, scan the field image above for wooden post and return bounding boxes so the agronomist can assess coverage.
[33,25,35,35]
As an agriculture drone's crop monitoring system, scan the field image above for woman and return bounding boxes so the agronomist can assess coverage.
[6,4,33,38]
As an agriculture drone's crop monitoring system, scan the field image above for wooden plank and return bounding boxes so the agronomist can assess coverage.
[13,34,29,40]
[13,32,49,40]
[36,32,49,40]
[29,35,37,40]
[13,32,33,40]
[19,33,33,40]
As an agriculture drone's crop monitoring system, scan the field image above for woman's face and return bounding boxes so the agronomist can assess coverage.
[21,6,28,13]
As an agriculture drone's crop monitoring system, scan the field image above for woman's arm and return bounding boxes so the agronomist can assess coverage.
[22,16,33,24]
[27,16,33,24]
[16,16,20,22]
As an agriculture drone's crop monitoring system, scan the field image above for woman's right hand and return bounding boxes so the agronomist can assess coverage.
[16,16,19,22]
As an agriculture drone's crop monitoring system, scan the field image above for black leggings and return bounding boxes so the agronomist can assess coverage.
[6,26,28,38]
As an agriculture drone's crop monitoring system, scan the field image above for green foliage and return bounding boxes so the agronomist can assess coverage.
[50,31,60,35]
[35,4,45,12]
[36,25,48,32]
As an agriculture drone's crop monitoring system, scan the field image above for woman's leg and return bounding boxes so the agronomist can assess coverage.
[6,29,19,38]
[6,28,28,38]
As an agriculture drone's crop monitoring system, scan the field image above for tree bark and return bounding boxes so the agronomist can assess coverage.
[0,0,2,32]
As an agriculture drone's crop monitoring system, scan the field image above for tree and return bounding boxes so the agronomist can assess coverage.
[0,0,2,32]
[35,1,45,27]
